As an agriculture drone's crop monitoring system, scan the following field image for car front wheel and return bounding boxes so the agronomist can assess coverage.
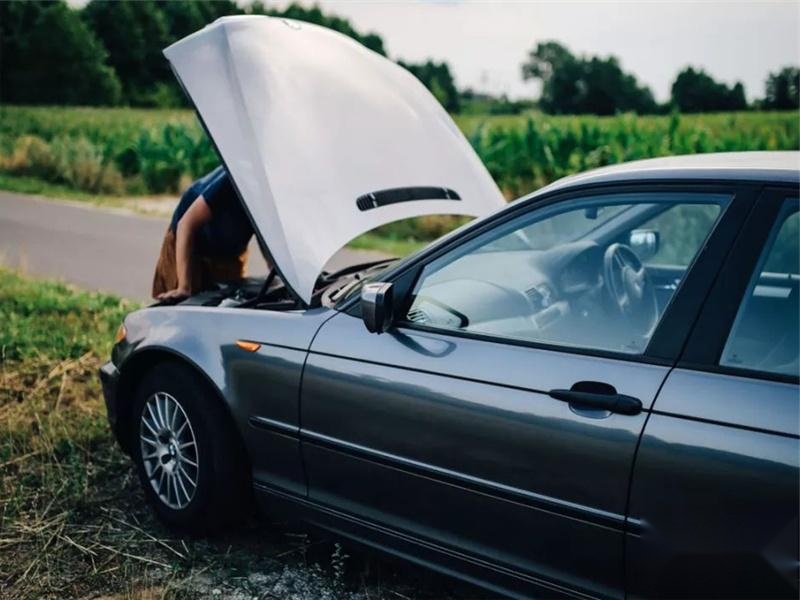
[130,362,250,532]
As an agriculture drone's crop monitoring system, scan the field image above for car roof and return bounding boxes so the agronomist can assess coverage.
[536,151,800,196]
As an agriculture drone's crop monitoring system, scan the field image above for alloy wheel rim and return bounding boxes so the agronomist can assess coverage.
[139,392,199,510]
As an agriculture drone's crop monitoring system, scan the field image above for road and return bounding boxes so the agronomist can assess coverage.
[0,191,386,301]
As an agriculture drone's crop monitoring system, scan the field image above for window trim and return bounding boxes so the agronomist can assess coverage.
[680,188,800,384]
[355,180,757,366]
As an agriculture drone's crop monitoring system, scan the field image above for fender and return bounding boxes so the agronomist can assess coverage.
[112,304,336,458]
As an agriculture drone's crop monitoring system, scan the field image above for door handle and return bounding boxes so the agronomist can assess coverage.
[548,381,642,416]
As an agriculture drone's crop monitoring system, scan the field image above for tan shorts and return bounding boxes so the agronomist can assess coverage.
[151,228,249,298]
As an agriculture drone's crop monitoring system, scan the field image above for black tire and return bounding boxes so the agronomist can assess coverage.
[130,361,251,533]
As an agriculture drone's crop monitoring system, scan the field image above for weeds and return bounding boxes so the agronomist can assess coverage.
[0,134,125,195]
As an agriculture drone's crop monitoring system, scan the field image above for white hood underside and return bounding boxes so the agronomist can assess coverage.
[165,16,505,304]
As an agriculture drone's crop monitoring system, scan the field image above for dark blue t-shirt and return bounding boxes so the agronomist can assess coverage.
[170,166,253,257]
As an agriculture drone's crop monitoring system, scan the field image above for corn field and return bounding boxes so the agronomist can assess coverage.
[1,106,797,199]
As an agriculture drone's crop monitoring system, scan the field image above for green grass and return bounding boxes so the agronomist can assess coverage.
[0,269,472,599]
[348,231,427,256]
[0,269,133,361]
[0,173,128,207]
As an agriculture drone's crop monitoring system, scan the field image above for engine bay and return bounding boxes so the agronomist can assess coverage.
[170,259,396,311]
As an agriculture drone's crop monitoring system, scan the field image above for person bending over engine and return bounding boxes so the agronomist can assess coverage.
[152,166,254,301]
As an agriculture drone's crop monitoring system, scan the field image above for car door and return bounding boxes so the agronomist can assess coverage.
[301,184,749,598]
[627,189,799,598]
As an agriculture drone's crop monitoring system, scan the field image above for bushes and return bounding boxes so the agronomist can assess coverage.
[127,124,218,192]
[1,136,55,177]
[0,135,124,194]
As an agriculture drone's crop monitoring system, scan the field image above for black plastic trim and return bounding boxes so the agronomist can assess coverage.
[680,188,798,373]
[645,184,760,359]
[548,388,643,415]
[395,320,674,367]
[356,186,461,211]
[300,428,639,534]
[249,415,299,436]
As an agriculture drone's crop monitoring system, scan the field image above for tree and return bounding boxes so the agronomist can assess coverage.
[194,0,242,23]
[160,1,209,41]
[521,41,656,115]
[580,56,657,115]
[730,82,747,110]
[1,1,404,108]
[670,67,747,112]
[0,0,121,105]
[521,42,582,114]
[83,0,172,106]
[399,60,461,112]
[77,0,388,106]
[247,1,386,56]
[763,67,800,110]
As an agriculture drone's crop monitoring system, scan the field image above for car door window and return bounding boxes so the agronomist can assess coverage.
[635,203,721,267]
[405,192,730,355]
[720,202,799,377]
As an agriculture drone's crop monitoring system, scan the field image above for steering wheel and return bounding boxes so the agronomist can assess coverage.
[603,243,658,333]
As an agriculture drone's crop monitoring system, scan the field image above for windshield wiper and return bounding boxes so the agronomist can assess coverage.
[327,258,397,303]
[326,258,396,281]
[329,275,364,303]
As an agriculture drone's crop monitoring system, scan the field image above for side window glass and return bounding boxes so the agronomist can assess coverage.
[406,192,730,355]
[635,204,721,267]
[720,203,799,377]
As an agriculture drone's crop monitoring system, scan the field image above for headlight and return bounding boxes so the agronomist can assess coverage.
[114,323,127,344]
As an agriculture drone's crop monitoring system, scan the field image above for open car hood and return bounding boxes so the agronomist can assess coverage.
[164,16,505,304]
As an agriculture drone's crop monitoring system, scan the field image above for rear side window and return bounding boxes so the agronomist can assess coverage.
[720,202,799,377]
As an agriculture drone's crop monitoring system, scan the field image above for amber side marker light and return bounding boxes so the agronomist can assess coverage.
[235,340,261,353]
[114,323,127,344]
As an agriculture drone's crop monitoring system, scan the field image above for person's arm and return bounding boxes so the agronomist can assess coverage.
[157,196,213,300]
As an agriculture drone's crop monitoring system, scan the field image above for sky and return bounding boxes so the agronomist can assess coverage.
[273,0,799,102]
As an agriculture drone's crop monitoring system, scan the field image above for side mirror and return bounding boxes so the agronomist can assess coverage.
[361,282,394,334]
[628,229,660,262]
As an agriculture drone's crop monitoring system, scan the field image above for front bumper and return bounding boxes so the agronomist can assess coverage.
[99,360,125,448]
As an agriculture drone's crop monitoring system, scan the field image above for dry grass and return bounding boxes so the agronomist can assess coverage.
[0,270,480,599]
